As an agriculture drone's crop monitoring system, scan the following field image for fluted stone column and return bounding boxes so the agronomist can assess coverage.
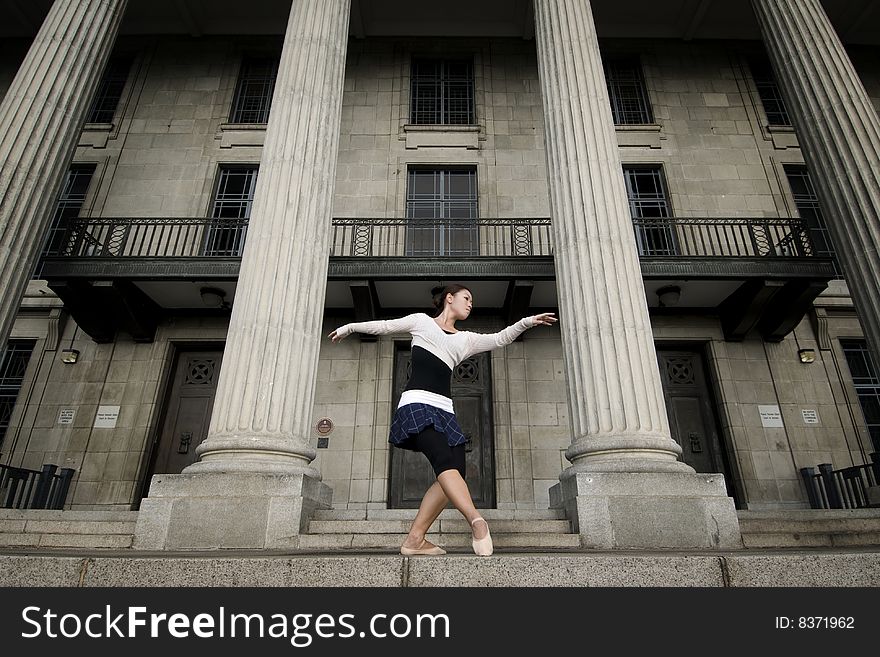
[134,0,349,550]
[534,0,740,549]
[0,0,128,350]
[187,0,351,477]
[752,0,880,365]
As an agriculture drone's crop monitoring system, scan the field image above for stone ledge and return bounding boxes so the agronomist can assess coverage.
[1,550,878,587]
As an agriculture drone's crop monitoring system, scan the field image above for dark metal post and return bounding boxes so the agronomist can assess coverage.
[51,468,75,510]
[32,464,57,509]
[800,466,821,509]
[818,463,842,509]
[870,452,880,487]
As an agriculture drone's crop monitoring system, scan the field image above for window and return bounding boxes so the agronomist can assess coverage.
[841,339,880,452]
[410,59,475,125]
[0,340,35,449]
[204,165,258,256]
[750,60,791,126]
[86,56,133,124]
[623,165,676,256]
[230,56,279,124]
[40,164,96,261]
[604,58,653,125]
[784,165,842,277]
[405,168,478,256]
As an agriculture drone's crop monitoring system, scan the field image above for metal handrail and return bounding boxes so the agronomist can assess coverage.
[800,453,880,509]
[0,463,75,510]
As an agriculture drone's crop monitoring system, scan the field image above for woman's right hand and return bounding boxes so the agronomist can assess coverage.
[530,312,558,327]
[328,328,346,343]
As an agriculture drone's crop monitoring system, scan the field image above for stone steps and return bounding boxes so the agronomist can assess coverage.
[738,509,880,548]
[304,508,577,550]
[311,508,567,521]
[0,509,138,549]
[298,532,582,551]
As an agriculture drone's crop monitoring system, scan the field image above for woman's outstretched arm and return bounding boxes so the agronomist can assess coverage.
[464,312,557,356]
[329,313,423,343]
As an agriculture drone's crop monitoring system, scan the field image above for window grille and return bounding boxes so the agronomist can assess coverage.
[410,59,475,125]
[785,165,841,277]
[750,61,791,126]
[842,339,880,452]
[230,56,279,124]
[605,58,653,125]
[39,164,96,262]
[0,340,35,448]
[204,165,258,256]
[406,168,478,256]
[86,57,133,124]
[623,165,676,256]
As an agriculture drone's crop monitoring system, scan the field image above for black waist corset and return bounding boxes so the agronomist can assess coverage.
[405,346,453,398]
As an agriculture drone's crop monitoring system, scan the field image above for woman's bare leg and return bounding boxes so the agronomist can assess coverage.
[436,470,488,539]
[401,481,449,549]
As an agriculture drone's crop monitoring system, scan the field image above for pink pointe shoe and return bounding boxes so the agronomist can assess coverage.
[471,517,493,557]
[400,538,446,556]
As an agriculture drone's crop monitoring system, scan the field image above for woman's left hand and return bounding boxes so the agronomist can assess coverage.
[530,312,557,326]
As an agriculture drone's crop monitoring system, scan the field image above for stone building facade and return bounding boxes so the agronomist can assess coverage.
[0,0,879,550]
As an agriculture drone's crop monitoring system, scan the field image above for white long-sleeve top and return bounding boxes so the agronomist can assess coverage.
[333,313,536,413]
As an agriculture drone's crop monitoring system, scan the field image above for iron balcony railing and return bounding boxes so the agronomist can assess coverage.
[330,218,553,257]
[800,454,880,509]
[631,217,814,258]
[0,463,75,510]
[53,216,818,260]
[59,217,249,258]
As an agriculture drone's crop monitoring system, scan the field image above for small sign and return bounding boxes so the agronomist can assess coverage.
[758,405,784,428]
[802,409,819,425]
[94,405,120,428]
[315,418,334,435]
[57,409,76,425]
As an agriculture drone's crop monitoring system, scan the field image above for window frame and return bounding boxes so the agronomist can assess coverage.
[204,164,259,257]
[405,166,479,256]
[229,55,280,124]
[604,57,654,126]
[409,58,476,126]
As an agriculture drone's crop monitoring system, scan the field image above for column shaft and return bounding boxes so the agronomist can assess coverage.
[0,0,128,349]
[533,0,688,474]
[189,0,351,475]
[752,0,880,364]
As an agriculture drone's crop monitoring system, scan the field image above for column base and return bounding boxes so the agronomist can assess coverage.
[133,472,332,551]
[549,472,742,550]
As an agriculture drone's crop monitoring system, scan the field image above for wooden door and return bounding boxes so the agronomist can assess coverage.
[147,349,224,477]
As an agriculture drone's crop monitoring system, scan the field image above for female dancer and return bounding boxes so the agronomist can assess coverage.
[329,284,557,556]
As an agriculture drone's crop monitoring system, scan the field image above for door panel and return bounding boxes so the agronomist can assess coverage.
[148,350,224,477]
[657,349,734,493]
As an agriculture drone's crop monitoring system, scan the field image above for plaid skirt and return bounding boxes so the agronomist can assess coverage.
[389,403,468,449]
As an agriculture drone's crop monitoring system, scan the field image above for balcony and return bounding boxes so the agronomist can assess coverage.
[39,216,834,343]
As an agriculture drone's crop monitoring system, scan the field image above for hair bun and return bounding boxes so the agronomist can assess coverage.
[430,286,443,296]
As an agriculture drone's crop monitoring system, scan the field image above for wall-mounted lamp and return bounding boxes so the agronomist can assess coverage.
[60,349,80,364]
[798,349,816,364]
[200,287,227,309]
[656,285,681,308]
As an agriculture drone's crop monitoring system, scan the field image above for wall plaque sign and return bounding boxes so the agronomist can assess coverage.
[758,405,784,428]
[94,405,120,428]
